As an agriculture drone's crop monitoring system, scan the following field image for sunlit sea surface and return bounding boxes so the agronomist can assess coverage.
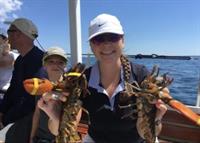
[73,56,200,106]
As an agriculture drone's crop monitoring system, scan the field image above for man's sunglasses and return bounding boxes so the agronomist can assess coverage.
[7,29,18,34]
[91,33,123,44]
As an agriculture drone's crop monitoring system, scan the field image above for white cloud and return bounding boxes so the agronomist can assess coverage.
[0,0,22,22]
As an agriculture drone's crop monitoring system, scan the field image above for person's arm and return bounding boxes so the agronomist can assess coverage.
[37,95,62,135]
[29,105,40,143]
[38,91,82,136]
[154,99,167,135]
[137,89,168,139]
[153,88,169,135]
[0,43,14,68]
[0,53,14,68]
[48,116,60,135]
[136,102,166,139]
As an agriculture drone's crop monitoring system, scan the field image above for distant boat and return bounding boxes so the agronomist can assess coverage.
[134,54,191,60]
[192,56,200,60]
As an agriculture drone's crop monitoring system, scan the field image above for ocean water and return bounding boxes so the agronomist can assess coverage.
[80,56,200,106]
[133,57,200,106]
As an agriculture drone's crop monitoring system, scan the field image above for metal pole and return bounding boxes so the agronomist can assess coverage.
[68,0,82,66]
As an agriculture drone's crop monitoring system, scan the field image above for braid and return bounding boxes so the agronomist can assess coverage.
[119,55,138,120]
[119,55,134,107]
[120,55,131,82]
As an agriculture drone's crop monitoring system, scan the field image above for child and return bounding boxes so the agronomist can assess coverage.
[30,47,67,143]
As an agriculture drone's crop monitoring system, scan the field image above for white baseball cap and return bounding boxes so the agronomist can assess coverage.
[11,18,38,40]
[88,13,124,40]
[43,46,68,64]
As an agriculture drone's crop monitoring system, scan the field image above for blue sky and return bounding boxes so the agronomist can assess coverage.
[0,0,200,56]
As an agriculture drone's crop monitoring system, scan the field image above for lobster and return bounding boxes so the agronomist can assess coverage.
[120,65,200,143]
[24,63,88,143]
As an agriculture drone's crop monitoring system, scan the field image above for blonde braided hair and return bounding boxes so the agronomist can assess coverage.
[120,55,131,82]
[119,54,132,103]
[119,55,137,119]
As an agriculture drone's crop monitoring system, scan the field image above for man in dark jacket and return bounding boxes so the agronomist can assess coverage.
[0,18,44,143]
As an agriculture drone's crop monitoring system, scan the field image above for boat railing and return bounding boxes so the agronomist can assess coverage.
[196,75,200,107]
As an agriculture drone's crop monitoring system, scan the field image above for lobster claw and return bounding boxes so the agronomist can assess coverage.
[160,91,200,126]
[168,99,200,126]
[23,78,53,95]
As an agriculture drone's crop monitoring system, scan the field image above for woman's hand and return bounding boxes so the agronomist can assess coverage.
[153,88,169,135]
[155,99,167,121]
[137,88,169,139]
[155,88,169,120]
[37,91,69,121]
[37,91,70,135]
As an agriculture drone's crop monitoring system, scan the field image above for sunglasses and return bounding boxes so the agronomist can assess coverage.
[91,33,122,44]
